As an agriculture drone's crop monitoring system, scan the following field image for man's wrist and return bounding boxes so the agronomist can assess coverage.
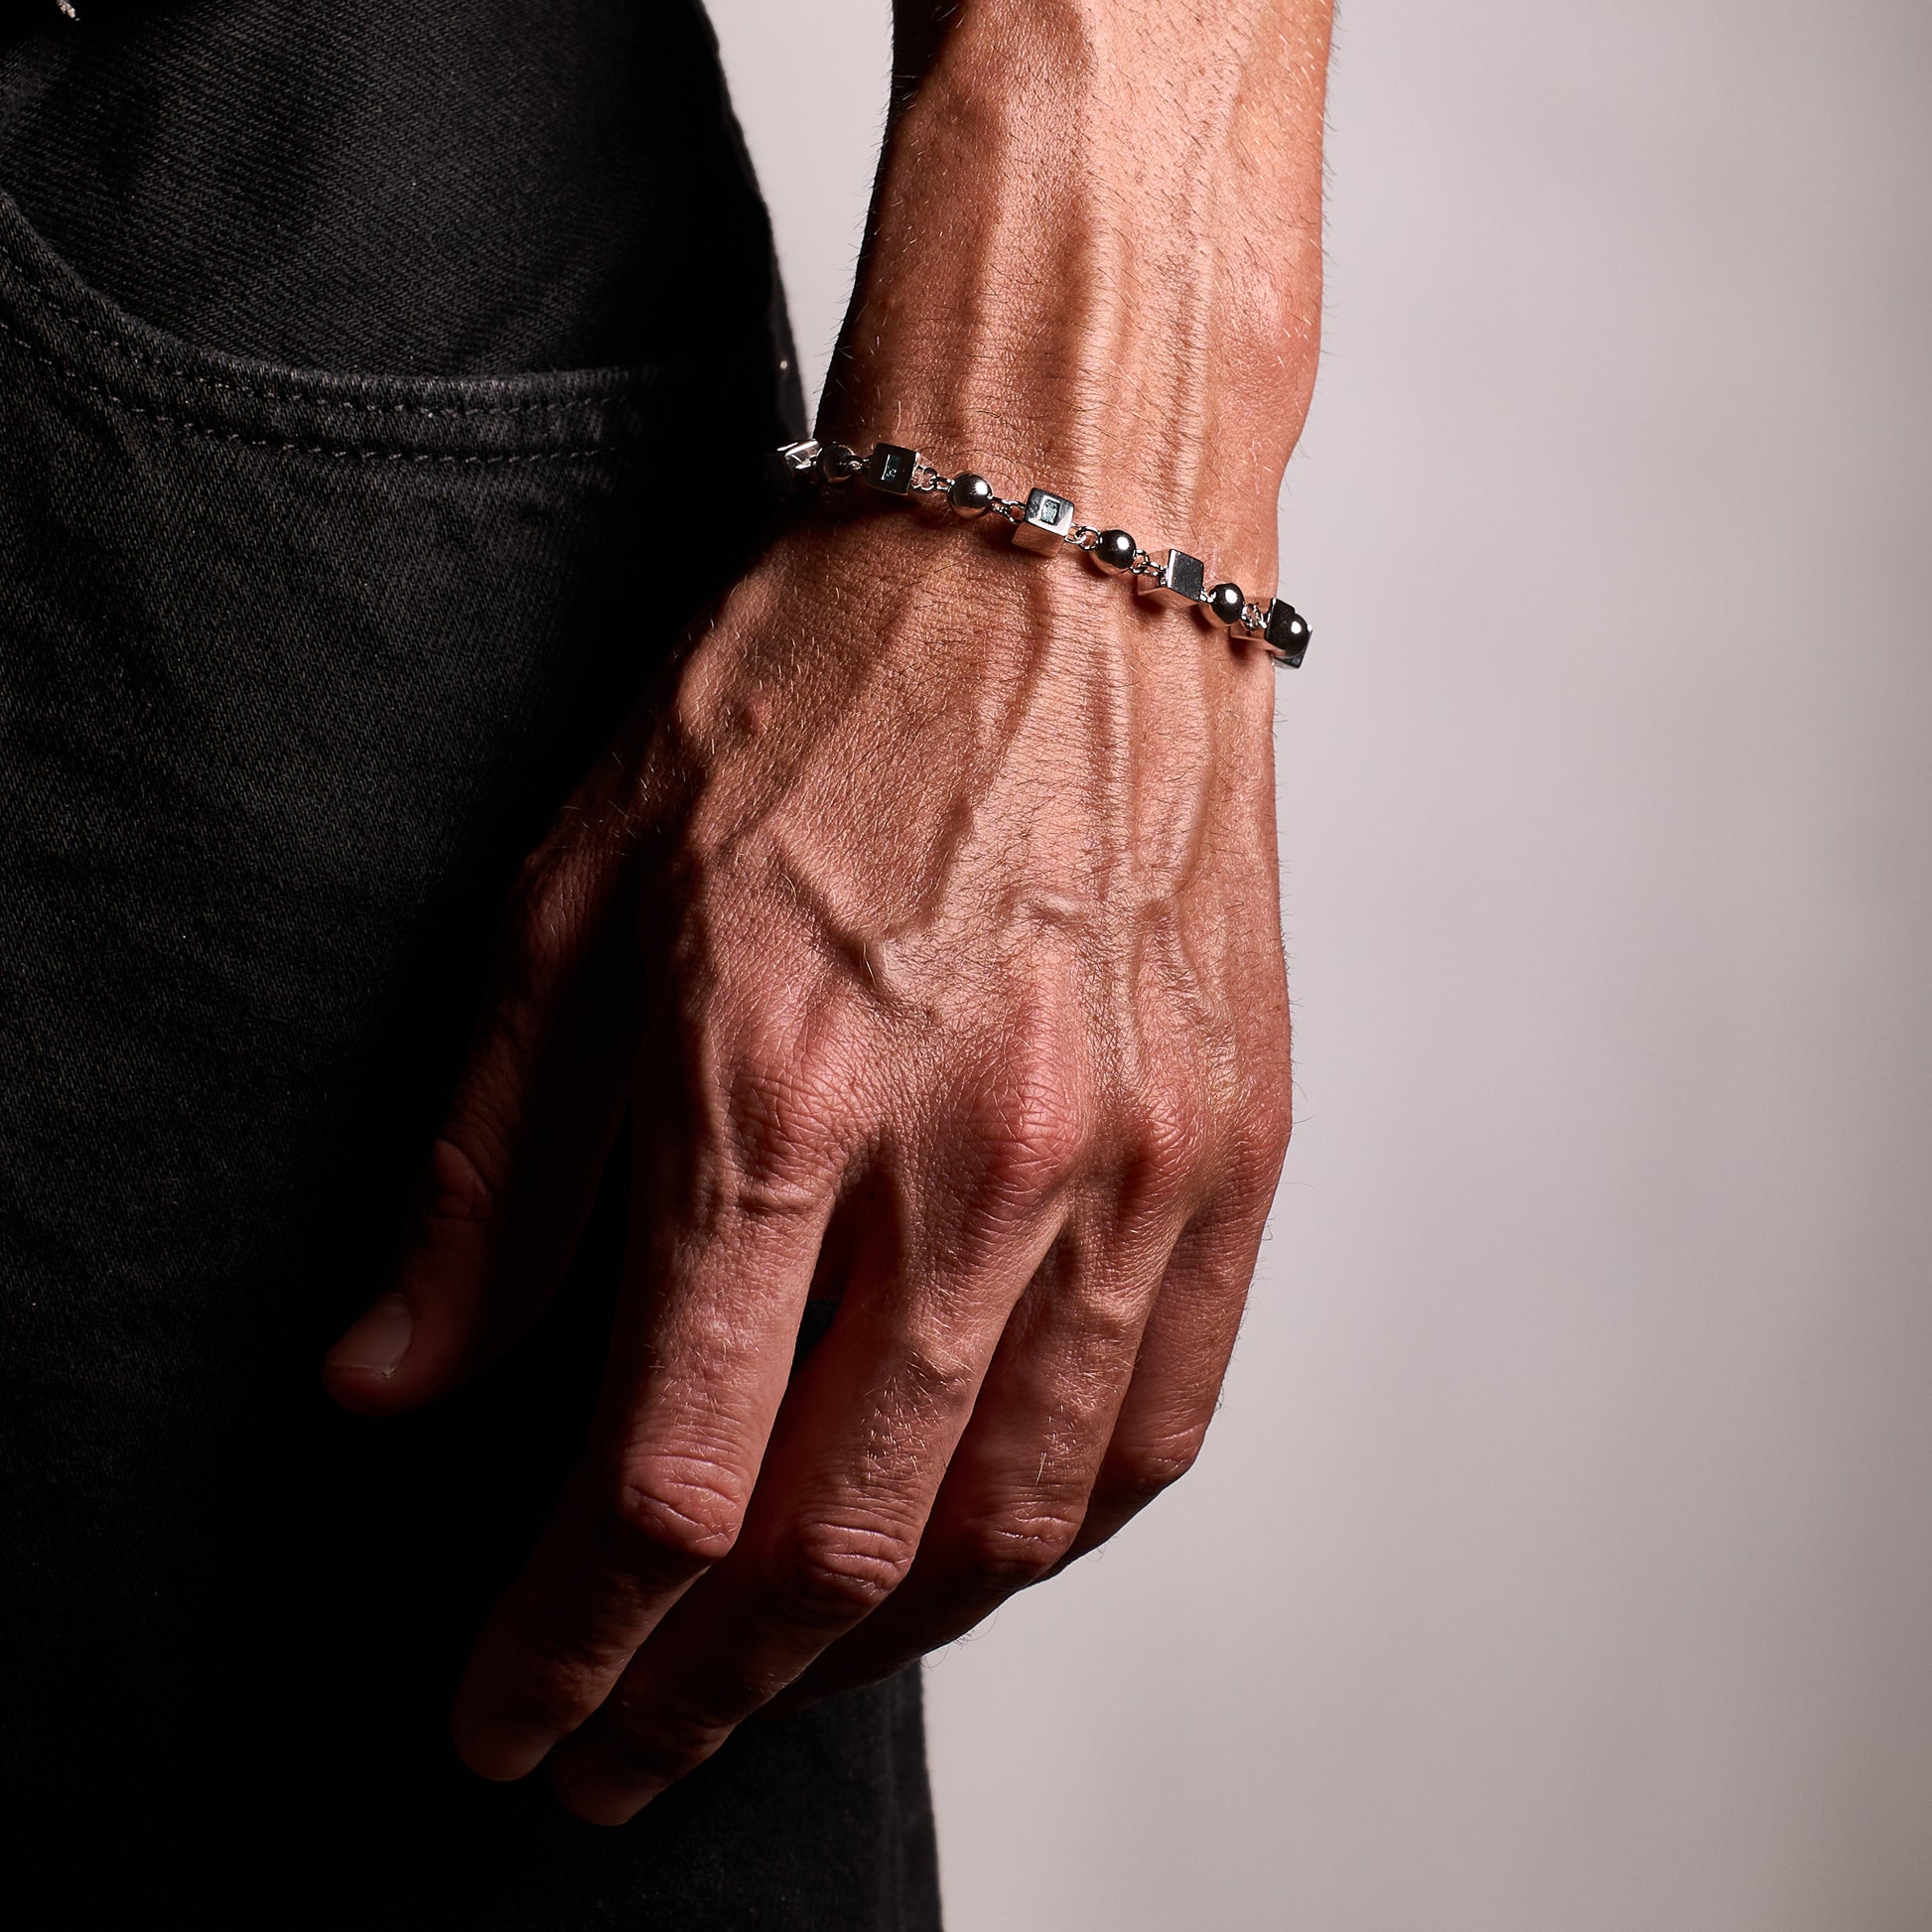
[820,0,1329,588]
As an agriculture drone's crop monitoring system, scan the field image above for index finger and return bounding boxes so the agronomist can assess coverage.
[450,1163,830,1782]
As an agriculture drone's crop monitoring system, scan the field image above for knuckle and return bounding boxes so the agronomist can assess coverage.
[1127,1082,1211,1200]
[1155,1092,1213,1176]
[473,1607,636,1742]
[610,1455,749,1571]
[598,1687,731,1788]
[1066,1284,1150,1357]
[952,1506,1084,1595]
[724,1052,848,1208]
[890,1329,982,1417]
[1102,1427,1208,1514]
[501,845,588,988]
[1223,1069,1294,1196]
[1247,1048,1296,1153]
[501,1623,632,1724]
[767,1516,919,1629]
[1254,1069,1296,1157]
[976,1066,1087,1211]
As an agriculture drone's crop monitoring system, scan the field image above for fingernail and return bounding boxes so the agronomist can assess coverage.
[326,1295,414,1378]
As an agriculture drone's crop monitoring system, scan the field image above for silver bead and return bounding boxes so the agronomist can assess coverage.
[1134,548,1206,607]
[817,441,862,485]
[862,443,921,493]
[1013,486,1076,554]
[1206,582,1247,626]
[948,473,996,516]
[1092,529,1137,572]
[1262,599,1311,668]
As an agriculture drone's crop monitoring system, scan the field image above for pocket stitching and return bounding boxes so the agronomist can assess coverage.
[0,220,651,420]
[0,312,635,465]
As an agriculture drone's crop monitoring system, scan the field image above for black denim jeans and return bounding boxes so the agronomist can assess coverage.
[0,8,940,1923]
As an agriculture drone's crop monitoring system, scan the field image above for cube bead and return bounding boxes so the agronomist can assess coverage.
[863,444,921,494]
[1013,487,1076,554]
[1135,548,1206,608]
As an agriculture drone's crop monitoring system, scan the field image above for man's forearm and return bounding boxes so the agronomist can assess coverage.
[327,3,1327,1821]
[825,0,1331,587]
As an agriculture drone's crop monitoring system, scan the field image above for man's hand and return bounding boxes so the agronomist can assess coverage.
[325,0,1327,1826]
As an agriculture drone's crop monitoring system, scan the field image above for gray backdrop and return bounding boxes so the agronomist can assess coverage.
[707,4,1932,1926]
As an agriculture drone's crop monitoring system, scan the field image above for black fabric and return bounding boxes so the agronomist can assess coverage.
[0,4,939,1925]
[0,0,788,379]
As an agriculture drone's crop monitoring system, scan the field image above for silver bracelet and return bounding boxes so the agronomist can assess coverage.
[774,437,1311,670]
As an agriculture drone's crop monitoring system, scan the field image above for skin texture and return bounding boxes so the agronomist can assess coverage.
[325,0,1331,1827]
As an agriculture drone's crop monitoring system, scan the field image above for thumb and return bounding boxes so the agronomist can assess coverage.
[325,837,642,1416]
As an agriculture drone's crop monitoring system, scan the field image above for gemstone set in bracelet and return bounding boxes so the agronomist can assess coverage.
[774,438,1311,669]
